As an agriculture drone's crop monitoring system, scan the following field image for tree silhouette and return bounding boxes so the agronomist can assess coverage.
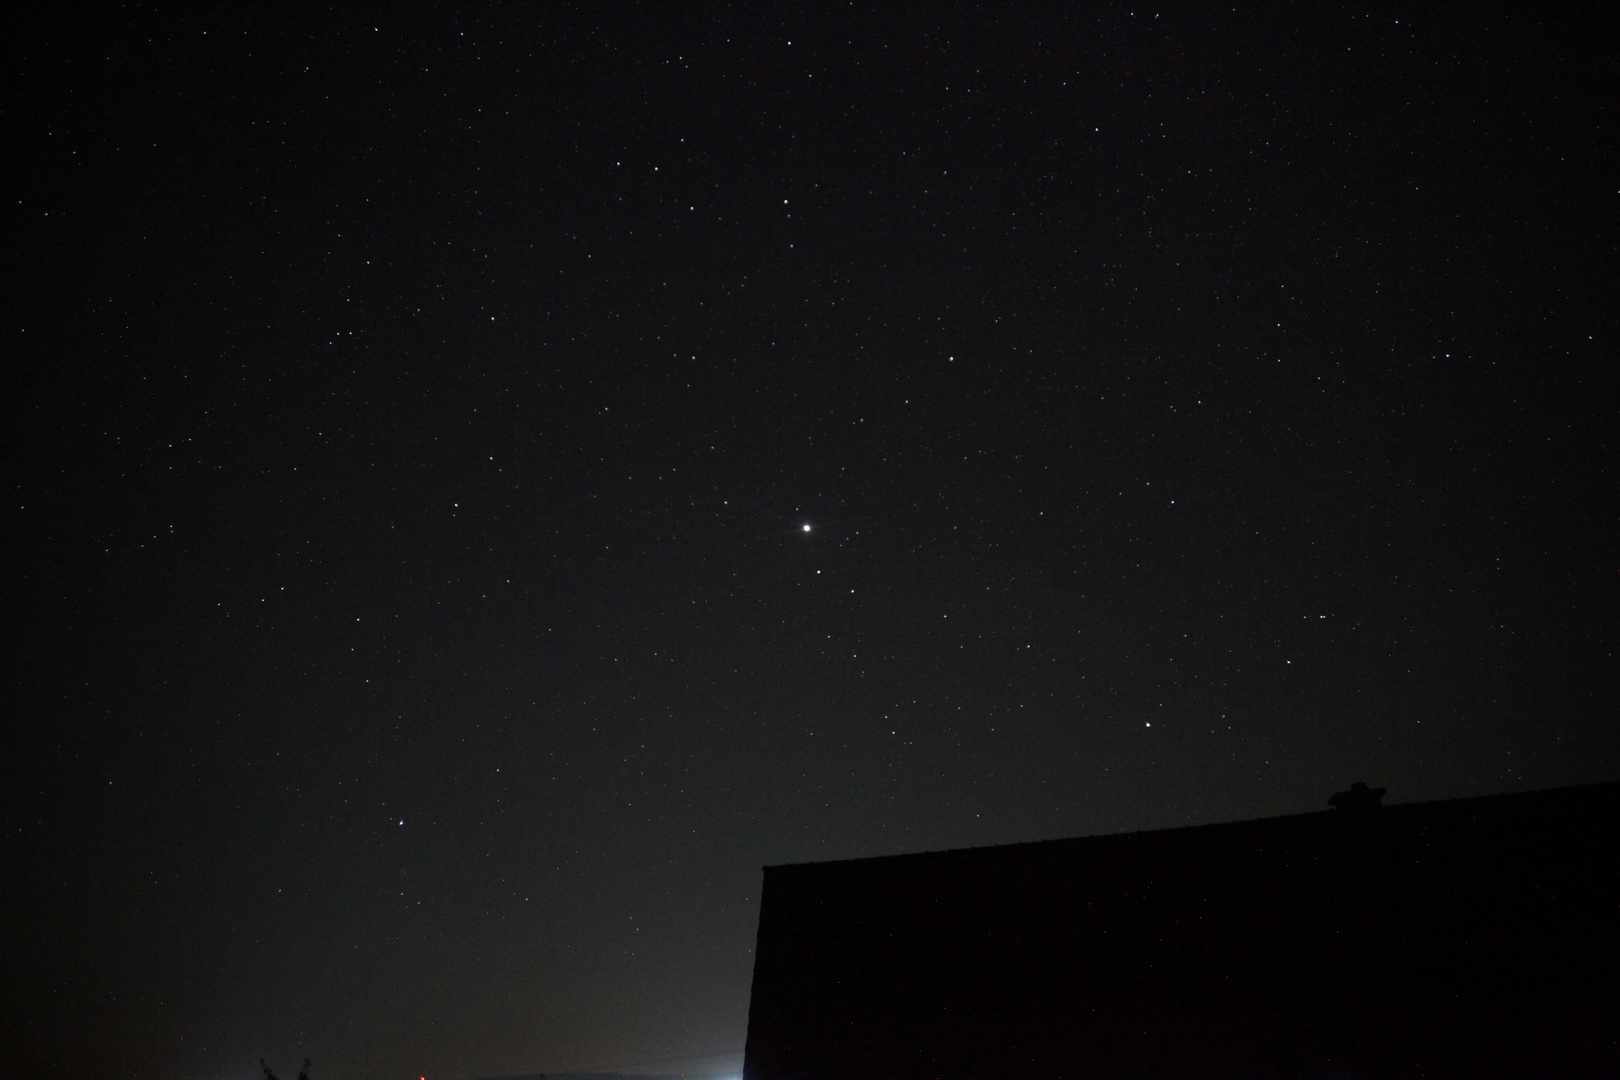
[260,1058,310,1080]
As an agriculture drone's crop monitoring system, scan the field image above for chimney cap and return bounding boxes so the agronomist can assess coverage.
[1329,781,1387,811]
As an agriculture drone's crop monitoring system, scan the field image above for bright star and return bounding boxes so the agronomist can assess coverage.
[802,523,812,532]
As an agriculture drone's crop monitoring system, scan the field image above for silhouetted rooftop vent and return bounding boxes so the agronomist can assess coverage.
[1328,781,1386,810]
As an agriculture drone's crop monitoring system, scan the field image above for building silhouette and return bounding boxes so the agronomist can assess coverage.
[742,782,1620,1078]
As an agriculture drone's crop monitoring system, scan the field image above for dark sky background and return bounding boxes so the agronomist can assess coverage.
[4,5,1616,1079]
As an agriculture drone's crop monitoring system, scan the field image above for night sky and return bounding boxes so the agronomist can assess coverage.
[5,6,1616,1079]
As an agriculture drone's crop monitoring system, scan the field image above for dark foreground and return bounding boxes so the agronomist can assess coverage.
[744,783,1620,1078]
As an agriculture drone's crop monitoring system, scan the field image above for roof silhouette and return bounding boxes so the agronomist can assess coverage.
[743,781,1620,1079]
